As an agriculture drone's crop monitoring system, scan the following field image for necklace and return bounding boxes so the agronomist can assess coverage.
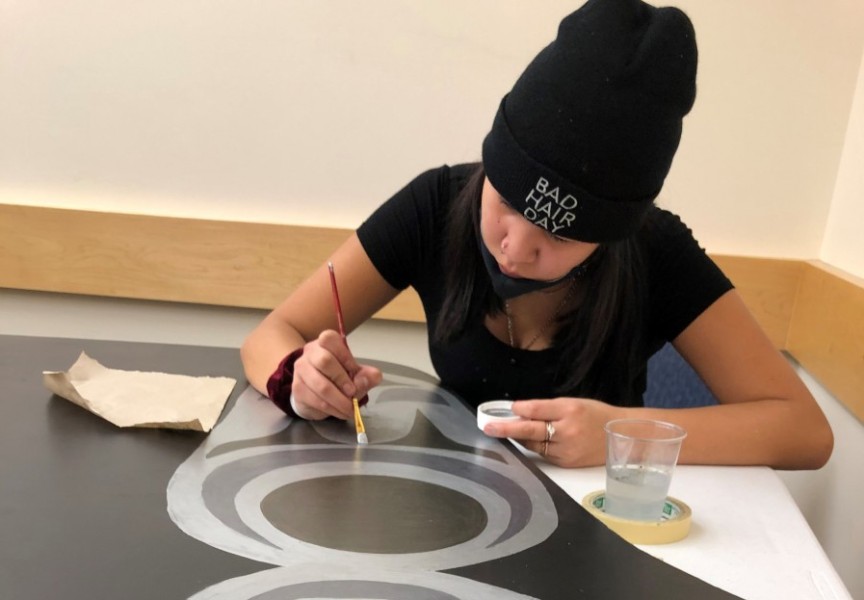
[504,281,577,350]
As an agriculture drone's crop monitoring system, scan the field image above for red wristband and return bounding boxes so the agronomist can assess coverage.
[266,348,304,417]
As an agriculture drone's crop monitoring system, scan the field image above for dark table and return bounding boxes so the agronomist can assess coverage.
[1,334,742,600]
[1,335,269,599]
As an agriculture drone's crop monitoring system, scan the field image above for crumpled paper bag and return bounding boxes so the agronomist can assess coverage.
[43,352,236,432]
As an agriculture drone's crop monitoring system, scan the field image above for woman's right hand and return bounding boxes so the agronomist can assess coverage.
[289,329,383,421]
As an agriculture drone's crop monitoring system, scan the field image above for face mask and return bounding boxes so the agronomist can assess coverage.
[477,236,593,300]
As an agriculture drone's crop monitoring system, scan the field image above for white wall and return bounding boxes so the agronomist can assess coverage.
[780,364,864,600]
[0,0,573,226]
[822,48,864,279]
[2,1,864,259]
[667,0,864,257]
[0,289,435,375]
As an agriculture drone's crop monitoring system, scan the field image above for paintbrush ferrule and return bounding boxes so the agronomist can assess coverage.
[352,397,368,445]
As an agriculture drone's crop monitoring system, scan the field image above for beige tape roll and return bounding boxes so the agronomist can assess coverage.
[581,490,692,545]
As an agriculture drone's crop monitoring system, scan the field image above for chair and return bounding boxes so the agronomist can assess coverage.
[643,343,718,408]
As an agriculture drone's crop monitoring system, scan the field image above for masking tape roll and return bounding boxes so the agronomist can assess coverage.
[581,490,692,545]
[477,400,522,430]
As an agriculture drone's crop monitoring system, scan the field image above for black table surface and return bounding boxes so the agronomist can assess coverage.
[1,334,742,600]
[0,335,268,599]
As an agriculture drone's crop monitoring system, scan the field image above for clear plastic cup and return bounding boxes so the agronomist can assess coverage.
[603,419,687,521]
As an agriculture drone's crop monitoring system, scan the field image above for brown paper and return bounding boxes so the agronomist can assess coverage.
[43,352,236,432]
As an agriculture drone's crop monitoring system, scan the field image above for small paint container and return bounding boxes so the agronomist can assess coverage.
[477,400,522,431]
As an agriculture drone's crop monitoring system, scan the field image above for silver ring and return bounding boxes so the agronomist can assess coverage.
[542,440,549,457]
[545,421,555,442]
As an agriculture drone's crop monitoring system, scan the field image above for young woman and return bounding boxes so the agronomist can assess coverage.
[241,0,833,470]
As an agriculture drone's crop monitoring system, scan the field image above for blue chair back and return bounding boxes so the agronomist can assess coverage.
[643,343,718,408]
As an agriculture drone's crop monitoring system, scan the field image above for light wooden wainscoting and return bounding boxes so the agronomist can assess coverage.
[786,262,864,422]
[1,204,861,421]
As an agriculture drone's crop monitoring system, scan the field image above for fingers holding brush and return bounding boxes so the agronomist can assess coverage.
[316,329,383,404]
[290,332,355,420]
[291,330,381,421]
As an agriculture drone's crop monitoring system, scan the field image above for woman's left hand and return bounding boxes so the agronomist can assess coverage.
[482,398,624,467]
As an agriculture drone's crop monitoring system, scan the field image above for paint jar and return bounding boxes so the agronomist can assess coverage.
[477,400,522,431]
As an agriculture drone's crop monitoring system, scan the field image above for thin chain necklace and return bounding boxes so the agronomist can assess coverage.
[504,281,577,350]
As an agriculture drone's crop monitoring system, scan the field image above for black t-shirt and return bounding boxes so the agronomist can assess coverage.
[357,164,733,408]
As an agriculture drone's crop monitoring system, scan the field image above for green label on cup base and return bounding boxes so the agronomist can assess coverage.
[591,494,682,522]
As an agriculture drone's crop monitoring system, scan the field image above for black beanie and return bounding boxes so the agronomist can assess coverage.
[482,0,697,242]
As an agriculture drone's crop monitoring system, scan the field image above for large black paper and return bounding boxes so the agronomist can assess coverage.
[0,336,739,599]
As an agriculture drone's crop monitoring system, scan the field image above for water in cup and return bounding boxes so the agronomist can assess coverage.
[604,464,672,521]
[603,419,686,522]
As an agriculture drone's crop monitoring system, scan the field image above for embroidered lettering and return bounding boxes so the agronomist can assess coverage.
[560,194,578,210]
[523,177,578,234]
[525,188,546,208]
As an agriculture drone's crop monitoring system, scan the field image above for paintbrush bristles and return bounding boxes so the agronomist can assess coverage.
[353,397,368,445]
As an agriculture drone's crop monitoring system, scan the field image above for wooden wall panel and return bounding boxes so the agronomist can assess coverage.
[1,205,799,333]
[0,204,424,322]
[2,204,862,419]
[787,261,864,422]
[711,255,803,349]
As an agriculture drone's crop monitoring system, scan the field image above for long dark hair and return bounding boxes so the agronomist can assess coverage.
[434,164,647,406]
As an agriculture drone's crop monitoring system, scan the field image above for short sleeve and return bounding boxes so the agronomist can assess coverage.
[642,208,734,342]
[356,166,452,291]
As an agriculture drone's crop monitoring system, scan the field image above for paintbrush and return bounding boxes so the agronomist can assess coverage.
[327,261,369,445]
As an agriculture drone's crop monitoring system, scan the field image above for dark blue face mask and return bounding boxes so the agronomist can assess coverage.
[477,236,596,300]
